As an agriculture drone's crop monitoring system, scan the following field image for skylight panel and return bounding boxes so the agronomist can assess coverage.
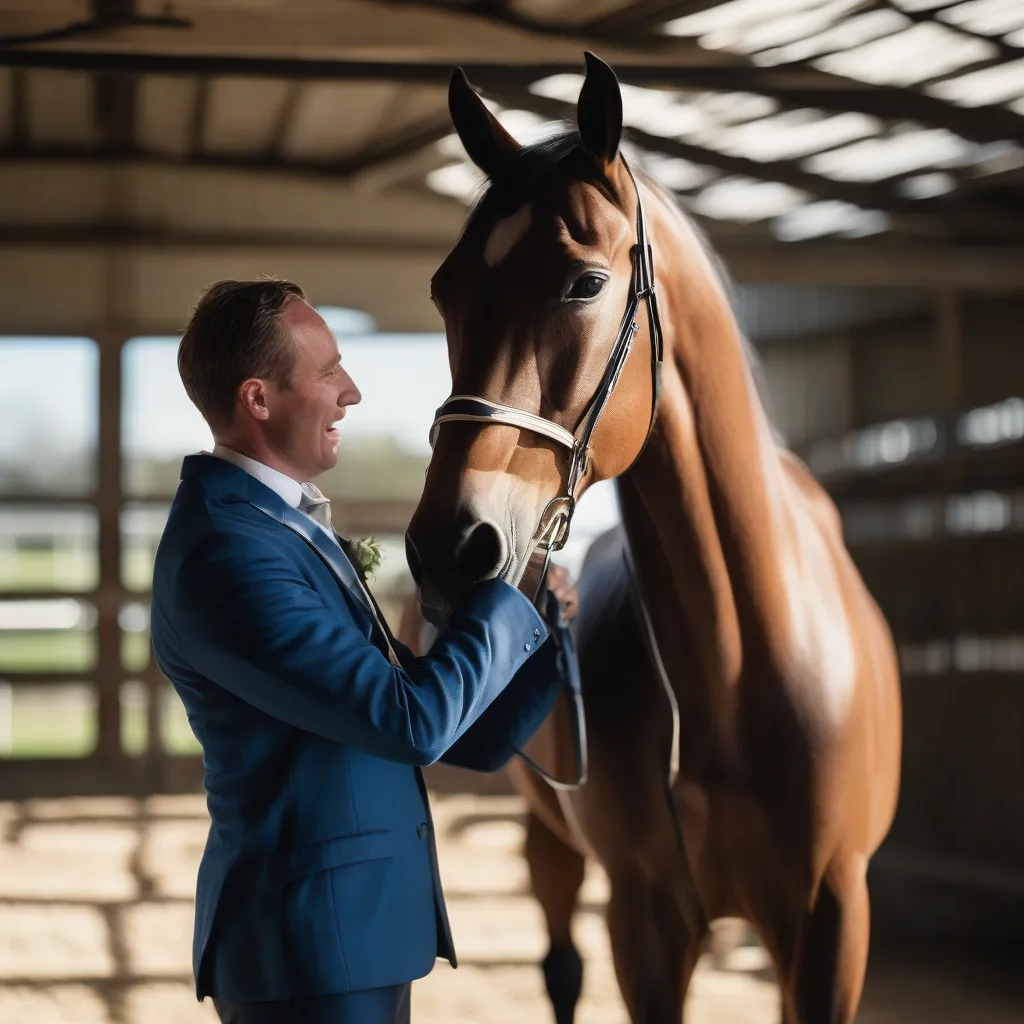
[773,201,891,240]
[663,0,827,39]
[928,58,1024,106]
[692,110,881,162]
[688,177,809,222]
[753,9,909,66]
[941,0,1024,36]
[900,172,957,198]
[426,162,483,204]
[805,129,974,181]
[699,0,865,53]
[642,153,718,191]
[816,23,996,87]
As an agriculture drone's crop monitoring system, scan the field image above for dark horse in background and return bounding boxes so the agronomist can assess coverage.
[403,54,902,1024]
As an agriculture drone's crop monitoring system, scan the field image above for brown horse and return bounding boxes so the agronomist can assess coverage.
[405,54,902,1024]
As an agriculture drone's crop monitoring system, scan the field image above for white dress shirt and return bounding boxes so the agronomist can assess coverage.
[210,444,339,546]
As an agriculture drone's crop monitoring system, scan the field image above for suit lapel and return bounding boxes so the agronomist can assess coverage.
[247,487,401,667]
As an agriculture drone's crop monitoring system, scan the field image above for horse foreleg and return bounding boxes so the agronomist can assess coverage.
[606,871,705,1024]
[779,856,871,1024]
[525,810,586,1024]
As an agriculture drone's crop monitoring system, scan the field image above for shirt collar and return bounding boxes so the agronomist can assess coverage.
[210,444,304,508]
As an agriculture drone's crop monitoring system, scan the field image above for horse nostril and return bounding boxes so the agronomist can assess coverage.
[405,533,423,587]
[455,521,506,584]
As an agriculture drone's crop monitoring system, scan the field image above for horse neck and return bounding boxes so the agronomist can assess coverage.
[615,191,792,697]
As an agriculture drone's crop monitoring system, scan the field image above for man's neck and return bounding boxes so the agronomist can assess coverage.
[213,435,301,483]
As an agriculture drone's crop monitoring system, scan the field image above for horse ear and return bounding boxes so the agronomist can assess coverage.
[448,68,521,178]
[576,51,623,166]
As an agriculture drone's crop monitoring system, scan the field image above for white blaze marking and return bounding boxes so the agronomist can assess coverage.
[483,203,532,267]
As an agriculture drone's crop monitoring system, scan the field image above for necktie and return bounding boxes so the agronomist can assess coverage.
[299,482,402,668]
[299,482,333,531]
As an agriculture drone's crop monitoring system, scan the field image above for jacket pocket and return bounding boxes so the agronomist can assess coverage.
[276,828,393,884]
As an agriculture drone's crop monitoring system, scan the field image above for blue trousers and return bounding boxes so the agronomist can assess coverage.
[213,983,411,1024]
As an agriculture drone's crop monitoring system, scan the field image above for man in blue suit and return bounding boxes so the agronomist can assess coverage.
[150,279,576,1024]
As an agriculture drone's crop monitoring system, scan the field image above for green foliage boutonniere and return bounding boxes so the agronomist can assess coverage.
[342,536,383,583]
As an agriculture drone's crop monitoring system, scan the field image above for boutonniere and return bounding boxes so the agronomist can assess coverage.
[341,536,383,583]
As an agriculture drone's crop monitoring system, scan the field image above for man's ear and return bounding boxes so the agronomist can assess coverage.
[576,51,623,168]
[239,378,270,420]
[449,68,522,178]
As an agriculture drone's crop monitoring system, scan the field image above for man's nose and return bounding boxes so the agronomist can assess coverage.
[340,368,362,406]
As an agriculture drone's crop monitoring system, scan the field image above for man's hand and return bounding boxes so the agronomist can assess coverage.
[546,563,579,623]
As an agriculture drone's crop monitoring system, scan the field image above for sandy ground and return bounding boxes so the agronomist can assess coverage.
[0,792,1021,1023]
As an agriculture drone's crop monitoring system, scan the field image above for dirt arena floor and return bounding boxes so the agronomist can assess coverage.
[1,792,1022,1023]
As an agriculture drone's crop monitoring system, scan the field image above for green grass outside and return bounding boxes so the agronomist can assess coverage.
[2,547,156,592]
[4,687,201,758]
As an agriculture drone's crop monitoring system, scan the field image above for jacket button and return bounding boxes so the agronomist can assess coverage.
[533,629,541,641]
[417,822,429,840]
[523,643,531,653]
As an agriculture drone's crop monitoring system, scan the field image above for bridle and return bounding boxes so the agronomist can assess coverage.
[426,158,667,791]
[428,159,664,592]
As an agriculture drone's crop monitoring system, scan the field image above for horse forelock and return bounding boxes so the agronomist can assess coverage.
[459,127,623,244]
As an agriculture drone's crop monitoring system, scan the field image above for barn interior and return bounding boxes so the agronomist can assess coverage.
[1,1,1023,1021]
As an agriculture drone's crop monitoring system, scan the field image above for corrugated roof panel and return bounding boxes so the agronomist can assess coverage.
[735,283,927,342]
[283,83,403,162]
[137,76,200,160]
[202,77,293,157]
[26,70,97,149]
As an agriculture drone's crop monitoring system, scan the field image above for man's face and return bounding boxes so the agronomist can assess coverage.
[262,297,362,480]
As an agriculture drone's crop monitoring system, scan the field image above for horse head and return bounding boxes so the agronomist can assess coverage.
[406,53,663,621]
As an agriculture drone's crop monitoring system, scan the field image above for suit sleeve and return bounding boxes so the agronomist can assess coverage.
[438,637,562,772]
[170,535,547,766]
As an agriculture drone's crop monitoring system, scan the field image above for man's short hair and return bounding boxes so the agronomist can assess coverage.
[177,278,306,431]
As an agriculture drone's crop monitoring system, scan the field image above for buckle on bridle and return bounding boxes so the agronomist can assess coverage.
[536,495,576,552]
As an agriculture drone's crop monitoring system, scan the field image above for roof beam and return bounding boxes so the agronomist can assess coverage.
[91,0,139,155]
[8,66,27,150]
[0,136,456,187]
[265,81,304,163]
[187,75,210,159]
[4,46,1024,149]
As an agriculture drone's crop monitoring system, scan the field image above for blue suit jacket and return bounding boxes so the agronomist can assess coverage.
[149,454,560,1002]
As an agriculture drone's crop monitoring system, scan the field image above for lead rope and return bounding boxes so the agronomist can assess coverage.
[622,537,687,865]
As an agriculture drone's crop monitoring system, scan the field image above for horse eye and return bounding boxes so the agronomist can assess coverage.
[567,273,606,300]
